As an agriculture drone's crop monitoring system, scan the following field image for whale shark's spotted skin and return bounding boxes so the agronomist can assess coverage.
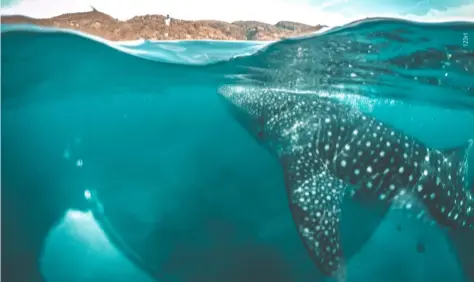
[219,86,473,280]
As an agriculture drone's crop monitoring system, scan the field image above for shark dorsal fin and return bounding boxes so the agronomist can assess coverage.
[441,139,473,190]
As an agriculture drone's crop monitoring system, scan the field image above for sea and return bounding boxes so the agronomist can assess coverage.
[1,18,474,282]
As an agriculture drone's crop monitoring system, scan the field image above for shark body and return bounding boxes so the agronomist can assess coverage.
[218,86,473,280]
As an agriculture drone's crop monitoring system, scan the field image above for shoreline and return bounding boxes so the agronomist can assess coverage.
[1,9,327,41]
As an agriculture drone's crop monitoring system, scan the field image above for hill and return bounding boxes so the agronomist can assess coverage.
[2,9,326,41]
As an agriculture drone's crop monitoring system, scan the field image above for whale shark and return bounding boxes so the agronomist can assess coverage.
[218,86,474,281]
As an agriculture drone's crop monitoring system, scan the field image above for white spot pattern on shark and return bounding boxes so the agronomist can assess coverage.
[219,86,474,279]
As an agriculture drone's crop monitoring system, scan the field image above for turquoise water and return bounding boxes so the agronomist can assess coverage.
[1,18,474,282]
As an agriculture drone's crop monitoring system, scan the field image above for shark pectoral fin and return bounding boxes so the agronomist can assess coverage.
[281,153,346,278]
[391,190,437,227]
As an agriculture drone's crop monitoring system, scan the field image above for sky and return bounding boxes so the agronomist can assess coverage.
[1,0,474,26]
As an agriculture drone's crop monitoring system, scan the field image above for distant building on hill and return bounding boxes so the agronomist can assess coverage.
[165,14,171,26]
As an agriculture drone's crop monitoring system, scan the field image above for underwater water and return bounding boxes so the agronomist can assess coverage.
[1,18,474,282]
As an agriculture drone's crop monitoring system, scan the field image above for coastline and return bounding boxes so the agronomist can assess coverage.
[1,8,327,41]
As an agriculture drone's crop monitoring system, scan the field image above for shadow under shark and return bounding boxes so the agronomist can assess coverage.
[218,85,474,281]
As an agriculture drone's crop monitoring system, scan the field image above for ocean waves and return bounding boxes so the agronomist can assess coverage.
[2,18,474,110]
